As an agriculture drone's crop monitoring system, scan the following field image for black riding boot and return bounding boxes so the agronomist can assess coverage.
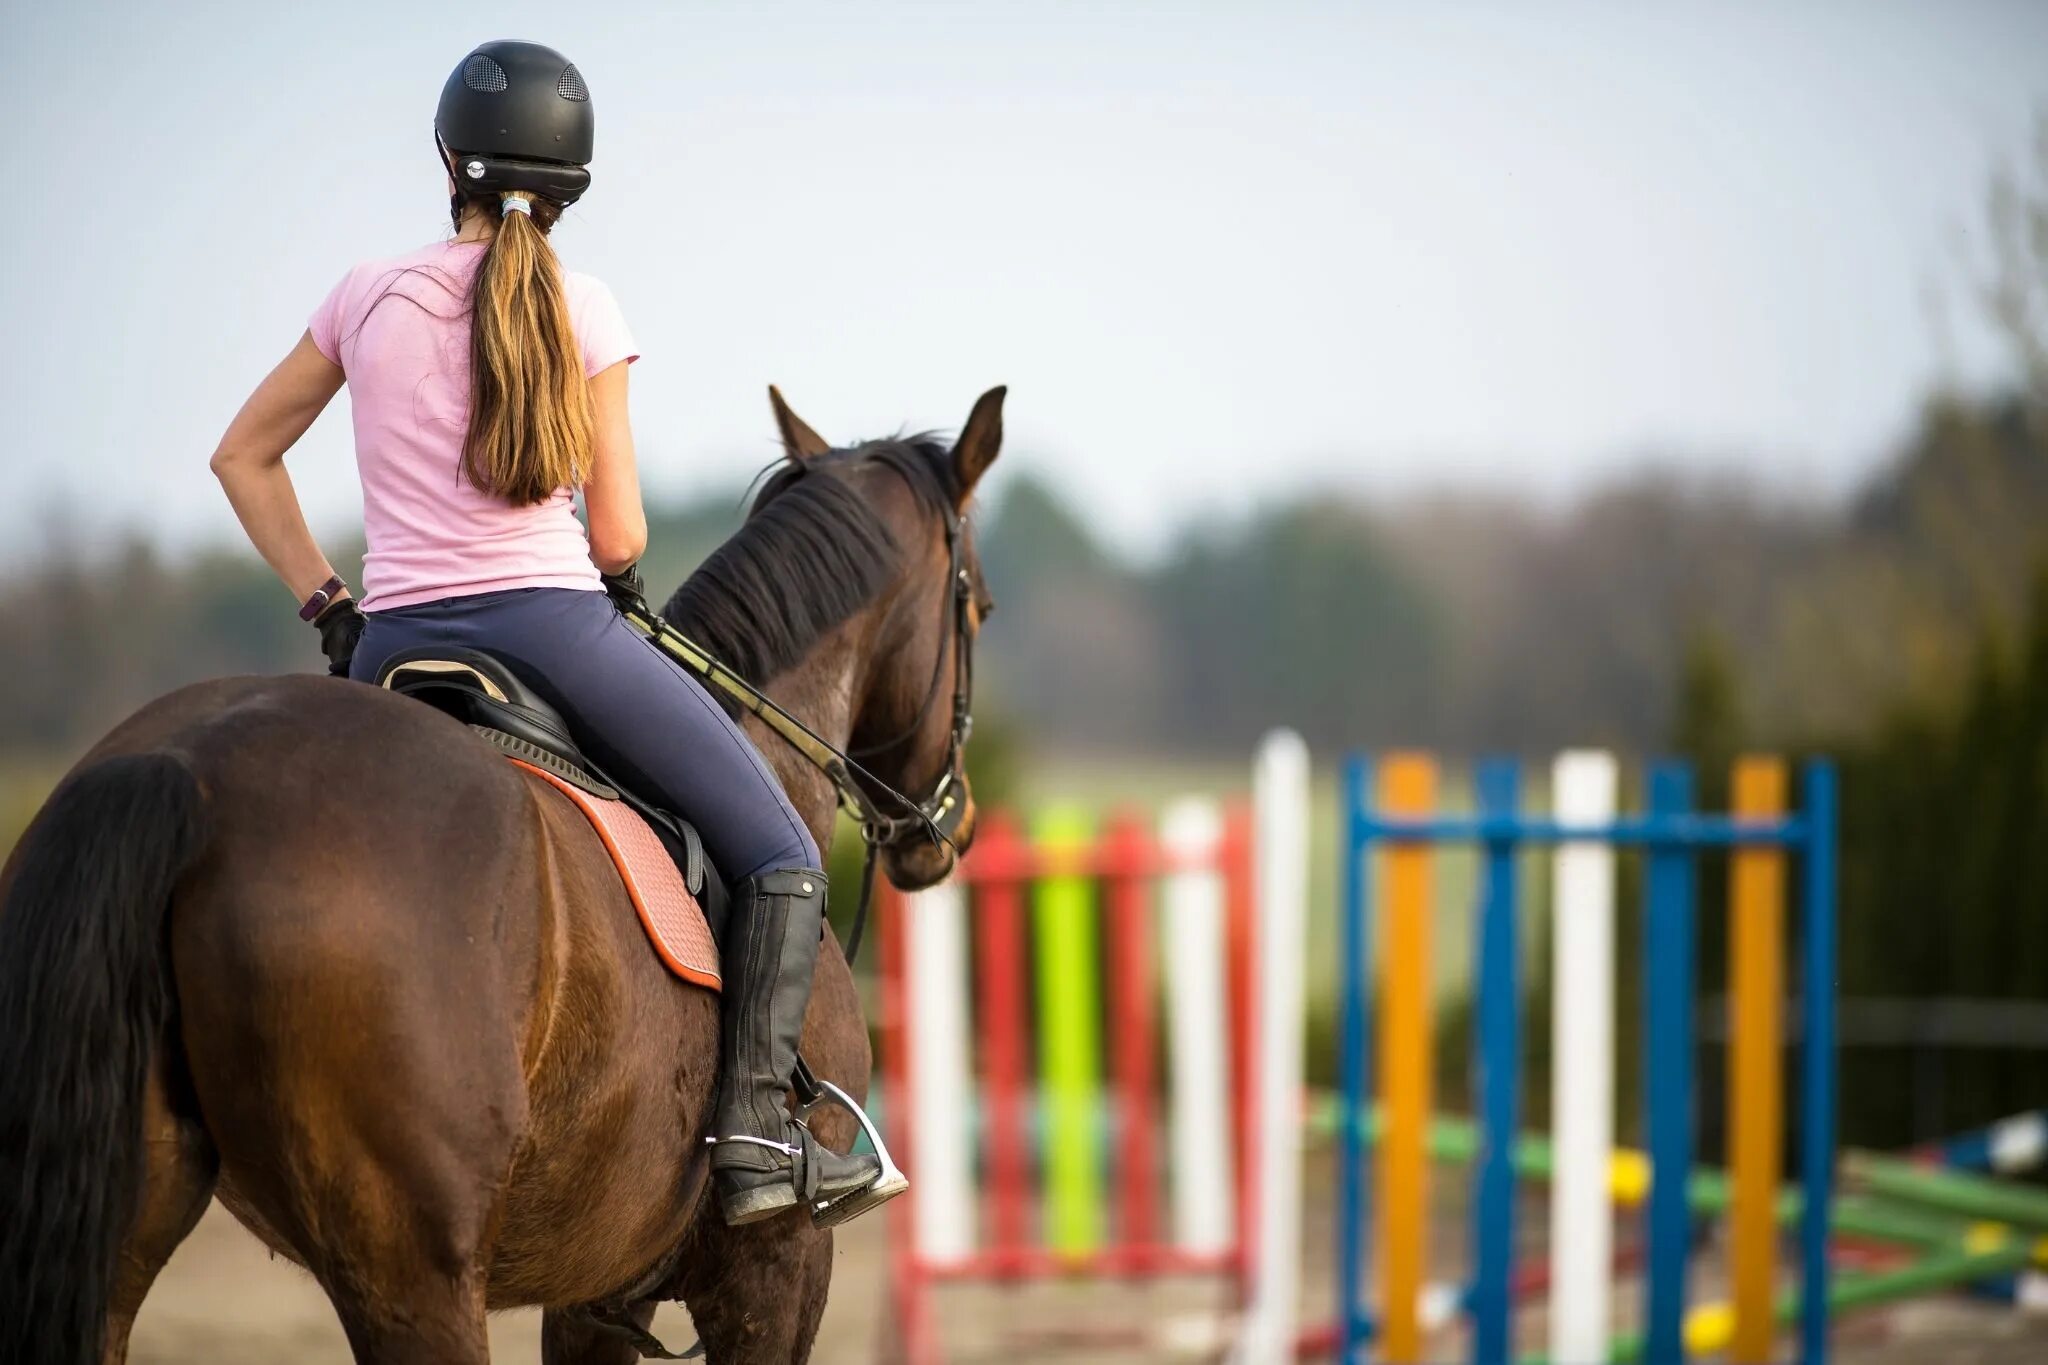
[708,868,882,1225]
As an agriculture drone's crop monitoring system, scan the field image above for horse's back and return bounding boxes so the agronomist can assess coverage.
[135,676,549,1071]
[102,674,712,1305]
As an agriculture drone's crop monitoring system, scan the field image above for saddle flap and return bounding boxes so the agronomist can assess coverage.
[512,759,722,992]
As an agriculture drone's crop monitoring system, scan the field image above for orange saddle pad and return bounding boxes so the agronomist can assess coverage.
[510,758,721,992]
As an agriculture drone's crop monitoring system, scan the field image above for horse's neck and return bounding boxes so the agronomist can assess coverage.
[742,638,859,865]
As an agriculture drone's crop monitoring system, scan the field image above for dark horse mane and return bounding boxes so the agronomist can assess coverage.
[660,435,959,686]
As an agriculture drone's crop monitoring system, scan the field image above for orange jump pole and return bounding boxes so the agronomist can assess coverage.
[1729,756,1788,1363]
[1375,755,1436,1363]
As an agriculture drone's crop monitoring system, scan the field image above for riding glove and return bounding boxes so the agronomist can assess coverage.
[315,600,366,678]
[602,563,649,615]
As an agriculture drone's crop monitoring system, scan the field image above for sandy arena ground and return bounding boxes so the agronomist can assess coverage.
[127,1200,886,1365]
[129,1166,2048,1365]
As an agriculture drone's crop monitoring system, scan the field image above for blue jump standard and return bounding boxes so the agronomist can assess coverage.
[1334,755,1839,1365]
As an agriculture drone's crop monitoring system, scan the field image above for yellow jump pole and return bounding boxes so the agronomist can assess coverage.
[1729,756,1787,1363]
[1376,754,1436,1363]
[1034,805,1104,1260]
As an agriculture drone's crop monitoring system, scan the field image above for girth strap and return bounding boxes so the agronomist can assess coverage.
[576,1304,702,1360]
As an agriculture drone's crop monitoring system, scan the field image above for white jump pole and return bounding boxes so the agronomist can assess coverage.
[1236,729,1309,1365]
[1548,750,1619,1365]
[1161,797,1236,1256]
[905,880,976,1266]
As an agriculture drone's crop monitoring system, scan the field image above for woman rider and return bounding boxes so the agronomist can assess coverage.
[208,39,887,1227]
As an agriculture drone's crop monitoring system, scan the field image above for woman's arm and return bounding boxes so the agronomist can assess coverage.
[210,332,349,605]
[583,359,647,575]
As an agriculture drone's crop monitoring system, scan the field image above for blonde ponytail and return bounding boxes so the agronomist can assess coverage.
[460,192,593,505]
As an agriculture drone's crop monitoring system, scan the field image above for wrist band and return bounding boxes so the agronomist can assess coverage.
[300,575,347,622]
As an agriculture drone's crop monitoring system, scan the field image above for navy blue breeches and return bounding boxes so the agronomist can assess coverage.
[352,586,820,881]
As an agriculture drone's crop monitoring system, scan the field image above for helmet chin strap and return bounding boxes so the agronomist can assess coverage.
[436,134,465,230]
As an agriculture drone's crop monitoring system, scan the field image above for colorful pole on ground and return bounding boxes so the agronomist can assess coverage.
[1376,753,1437,1364]
[1103,811,1159,1257]
[880,881,941,1365]
[1337,756,1372,1361]
[1913,1110,2048,1176]
[1033,805,1102,1258]
[1236,730,1310,1364]
[1643,760,1698,1364]
[1162,798,1237,1258]
[1548,750,1618,1365]
[1843,1151,2048,1230]
[1470,759,1523,1364]
[907,877,975,1265]
[1599,1236,2034,1365]
[1729,755,1788,1362]
[1800,760,1839,1365]
[974,814,1030,1269]
[1224,801,1259,1279]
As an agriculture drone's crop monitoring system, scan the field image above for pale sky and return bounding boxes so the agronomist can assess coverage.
[2,0,2043,564]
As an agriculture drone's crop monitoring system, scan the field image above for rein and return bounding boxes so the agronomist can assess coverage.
[608,506,974,963]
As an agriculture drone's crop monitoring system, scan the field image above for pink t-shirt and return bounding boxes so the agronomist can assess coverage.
[308,240,638,611]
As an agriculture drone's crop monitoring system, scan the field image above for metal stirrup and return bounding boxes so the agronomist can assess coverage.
[796,1076,908,1226]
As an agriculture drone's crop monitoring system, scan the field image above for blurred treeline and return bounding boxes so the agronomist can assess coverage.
[1677,559,2048,1151]
[8,386,2037,771]
[980,389,2047,759]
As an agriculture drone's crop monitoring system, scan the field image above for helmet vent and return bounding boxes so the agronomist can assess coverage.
[462,54,510,94]
[556,65,589,101]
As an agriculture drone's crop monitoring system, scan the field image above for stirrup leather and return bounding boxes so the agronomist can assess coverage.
[704,1124,833,1202]
[702,1133,802,1158]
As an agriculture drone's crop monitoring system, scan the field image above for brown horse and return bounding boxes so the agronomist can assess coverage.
[0,387,1003,1365]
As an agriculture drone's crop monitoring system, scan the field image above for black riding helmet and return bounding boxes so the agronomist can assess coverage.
[435,40,593,206]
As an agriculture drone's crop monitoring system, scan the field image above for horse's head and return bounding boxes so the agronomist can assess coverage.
[736,385,1003,890]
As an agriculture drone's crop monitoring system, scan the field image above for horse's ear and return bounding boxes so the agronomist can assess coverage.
[767,385,832,461]
[951,386,1006,505]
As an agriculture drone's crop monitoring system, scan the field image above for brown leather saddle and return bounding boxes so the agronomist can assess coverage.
[375,647,727,985]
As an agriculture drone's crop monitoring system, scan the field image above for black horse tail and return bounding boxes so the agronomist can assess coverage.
[0,753,208,1365]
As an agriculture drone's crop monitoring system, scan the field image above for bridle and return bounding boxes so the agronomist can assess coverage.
[612,498,976,962]
[850,502,975,845]
[830,502,975,957]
